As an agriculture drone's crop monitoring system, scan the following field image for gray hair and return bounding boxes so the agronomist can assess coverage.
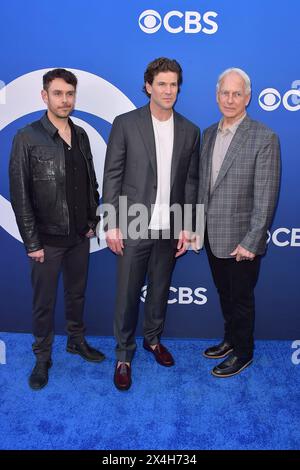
[216,68,251,95]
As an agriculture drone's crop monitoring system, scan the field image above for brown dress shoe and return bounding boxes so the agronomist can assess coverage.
[143,340,174,367]
[114,362,132,391]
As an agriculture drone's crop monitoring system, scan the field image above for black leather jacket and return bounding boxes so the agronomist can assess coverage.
[9,114,100,253]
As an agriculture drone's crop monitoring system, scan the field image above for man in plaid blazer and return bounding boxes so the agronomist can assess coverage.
[197,68,280,377]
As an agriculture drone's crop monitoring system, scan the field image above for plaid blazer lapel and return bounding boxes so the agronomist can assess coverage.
[211,117,251,195]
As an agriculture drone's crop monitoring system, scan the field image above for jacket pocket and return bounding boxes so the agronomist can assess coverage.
[30,147,56,180]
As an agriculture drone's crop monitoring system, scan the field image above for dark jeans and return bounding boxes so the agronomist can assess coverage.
[31,238,90,361]
[205,233,261,359]
[114,235,176,362]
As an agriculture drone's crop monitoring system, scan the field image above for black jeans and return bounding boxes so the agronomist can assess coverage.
[205,233,261,359]
[31,238,89,361]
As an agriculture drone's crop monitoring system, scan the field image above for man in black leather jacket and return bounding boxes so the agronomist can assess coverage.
[9,68,105,390]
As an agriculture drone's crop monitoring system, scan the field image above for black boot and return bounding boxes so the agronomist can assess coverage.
[66,339,105,362]
[29,360,52,390]
[203,341,233,359]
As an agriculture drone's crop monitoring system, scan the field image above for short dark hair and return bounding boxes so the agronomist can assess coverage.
[143,57,183,97]
[43,68,78,91]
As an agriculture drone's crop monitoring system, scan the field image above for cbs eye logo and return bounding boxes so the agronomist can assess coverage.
[140,285,208,305]
[139,10,162,33]
[138,9,218,35]
[259,86,300,111]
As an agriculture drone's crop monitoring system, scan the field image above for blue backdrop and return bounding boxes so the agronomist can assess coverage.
[0,0,299,339]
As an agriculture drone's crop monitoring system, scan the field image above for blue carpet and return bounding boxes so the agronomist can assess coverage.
[0,332,299,450]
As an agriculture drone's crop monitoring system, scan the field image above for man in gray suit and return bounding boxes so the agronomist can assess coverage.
[197,68,280,377]
[103,57,200,390]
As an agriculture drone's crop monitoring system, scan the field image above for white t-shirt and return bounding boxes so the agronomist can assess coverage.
[149,113,174,230]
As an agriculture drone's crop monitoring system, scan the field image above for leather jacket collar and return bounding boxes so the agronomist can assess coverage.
[40,112,84,139]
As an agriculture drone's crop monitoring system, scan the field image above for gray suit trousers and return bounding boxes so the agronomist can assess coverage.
[114,235,176,362]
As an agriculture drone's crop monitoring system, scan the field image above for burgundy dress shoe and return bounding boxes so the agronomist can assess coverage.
[143,340,174,367]
[114,362,132,391]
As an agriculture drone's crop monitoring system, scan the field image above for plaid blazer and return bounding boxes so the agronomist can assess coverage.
[198,116,281,258]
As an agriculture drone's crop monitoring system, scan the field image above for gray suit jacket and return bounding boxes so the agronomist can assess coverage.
[198,115,281,258]
[103,104,200,244]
